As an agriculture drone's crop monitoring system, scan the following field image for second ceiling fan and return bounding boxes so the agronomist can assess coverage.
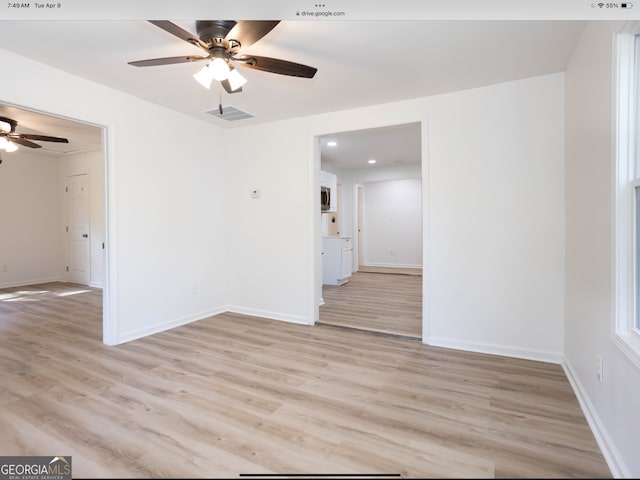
[128,20,318,93]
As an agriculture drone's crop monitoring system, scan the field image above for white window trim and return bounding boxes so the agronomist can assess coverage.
[613,22,640,369]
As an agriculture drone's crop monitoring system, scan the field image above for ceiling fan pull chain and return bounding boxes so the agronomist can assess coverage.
[219,92,223,115]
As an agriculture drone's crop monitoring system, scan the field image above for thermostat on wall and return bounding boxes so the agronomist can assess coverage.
[251,189,261,198]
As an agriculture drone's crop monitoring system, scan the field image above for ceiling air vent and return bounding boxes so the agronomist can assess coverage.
[205,106,254,121]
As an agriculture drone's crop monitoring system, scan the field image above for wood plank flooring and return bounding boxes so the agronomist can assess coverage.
[0,282,611,478]
[320,272,422,338]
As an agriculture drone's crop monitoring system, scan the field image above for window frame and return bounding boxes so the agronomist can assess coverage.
[614,22,640,369]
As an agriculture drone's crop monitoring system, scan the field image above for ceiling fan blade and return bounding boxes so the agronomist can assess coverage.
[226,21,280,48]
[128,55,208,67]
[220,79,243,94]
[10,137,41,148]
[148,20,210,50]
[239,56,317,78]
[18,134,69,143]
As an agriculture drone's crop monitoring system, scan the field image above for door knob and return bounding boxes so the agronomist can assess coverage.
[82,234,88,238]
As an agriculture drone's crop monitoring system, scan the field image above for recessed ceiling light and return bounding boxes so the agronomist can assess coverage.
[327,141,337,147]
[368,159,377,164]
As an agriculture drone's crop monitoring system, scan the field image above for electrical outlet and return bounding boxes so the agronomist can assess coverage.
[596,356,604,383]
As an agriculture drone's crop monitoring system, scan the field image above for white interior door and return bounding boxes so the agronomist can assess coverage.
[357,184,364,268]
[66,173,90,285]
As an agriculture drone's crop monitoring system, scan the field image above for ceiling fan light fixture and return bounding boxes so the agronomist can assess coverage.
[226,67,247,91]
[130,20,318,98]
[193,64,215,89]
[210,57,230,81]
[0,137,17,152]
[0,120,11,133]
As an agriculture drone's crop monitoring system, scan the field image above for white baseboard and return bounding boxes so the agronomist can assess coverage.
[0,277,104,290]
[0,276,60,290]
[114,304,312,345]
[363,262,422,269]
[116,306,227,345]
[562,359,628,478]
[426,335,563,364]
[226,305,313,326]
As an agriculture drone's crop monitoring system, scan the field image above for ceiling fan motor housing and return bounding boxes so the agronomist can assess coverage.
[196,20,237,48]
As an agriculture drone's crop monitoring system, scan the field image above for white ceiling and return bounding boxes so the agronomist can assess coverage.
[0,19,585,162]
[320,123,422,170]
[0,104,102,158]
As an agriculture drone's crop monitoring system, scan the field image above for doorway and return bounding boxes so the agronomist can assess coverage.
[315,122,423,339]
[0,102,106,337]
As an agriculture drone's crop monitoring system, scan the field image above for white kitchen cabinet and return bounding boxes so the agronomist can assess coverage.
[322,236,352,286]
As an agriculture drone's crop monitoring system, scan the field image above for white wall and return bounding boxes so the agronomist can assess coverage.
[334,163,421,241]
[224,121,313,324]
[226,72,566,364]
[0,47,230,345]
[0,147,106,290]
[0,151,59,287]
[361,178,422,268]
[564,21,640,478]
[426,73,565,362]
[58,149,105,288]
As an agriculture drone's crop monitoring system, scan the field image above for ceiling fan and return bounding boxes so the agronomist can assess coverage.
[0,116,69,155]
[128,20,318,94]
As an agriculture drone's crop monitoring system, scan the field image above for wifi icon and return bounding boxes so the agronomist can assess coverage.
[598,2,604,6]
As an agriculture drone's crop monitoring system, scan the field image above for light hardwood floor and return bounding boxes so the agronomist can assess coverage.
[0,282,610,478]
[319,272,422,338]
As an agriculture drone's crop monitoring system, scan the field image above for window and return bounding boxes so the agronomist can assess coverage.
[615,24,640,367]
[636,184,640,332]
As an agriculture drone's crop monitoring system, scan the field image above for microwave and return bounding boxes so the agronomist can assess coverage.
[321,186,331,211]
